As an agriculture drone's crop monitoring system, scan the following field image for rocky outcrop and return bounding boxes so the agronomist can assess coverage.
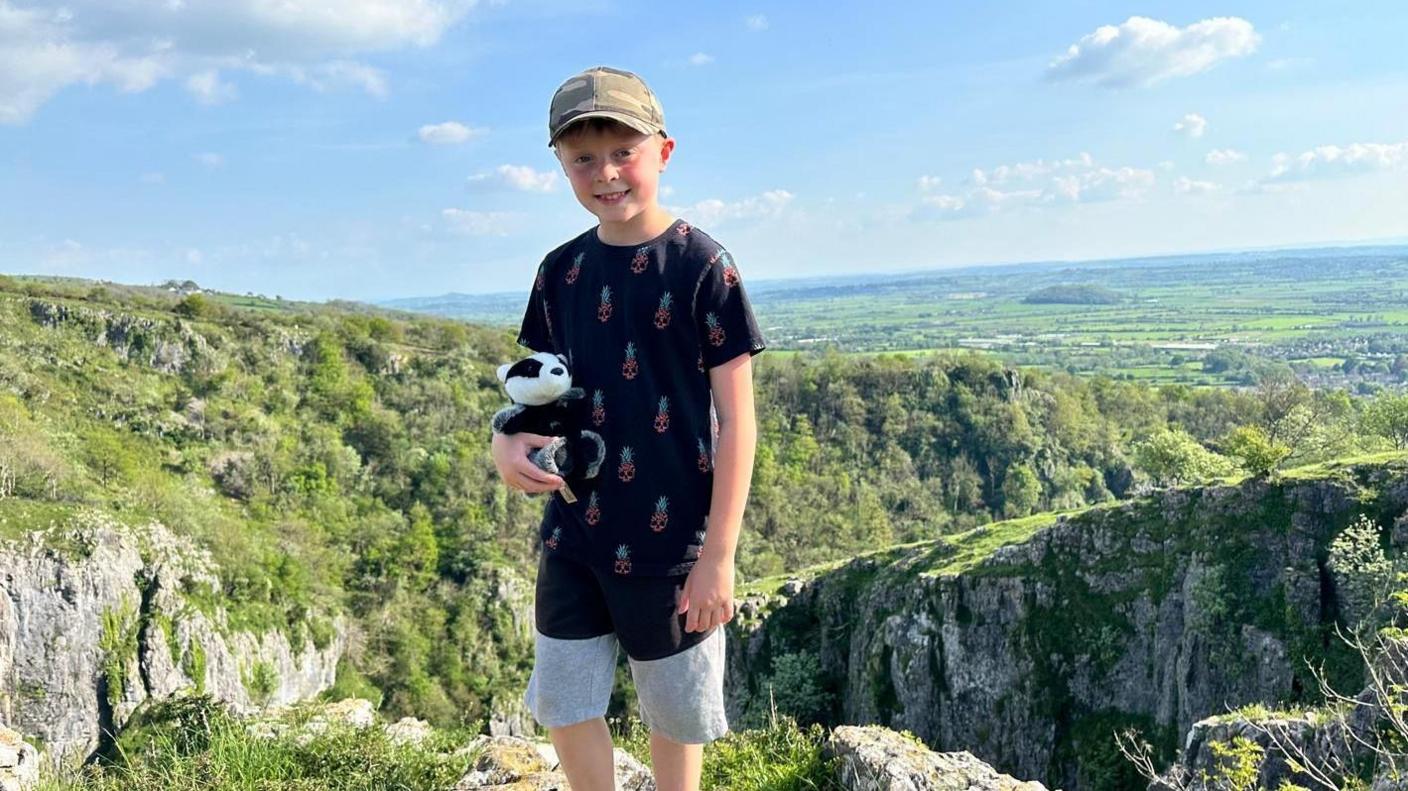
[1152,634,1408,790]
[824,725,1047,791]
[451,725,1047,791]
[729,460,1408,790]
[0,511,344,761]
[25,300,218,375]
[248,701,655,790]
[0,726,37,791]
[454,734,655,791]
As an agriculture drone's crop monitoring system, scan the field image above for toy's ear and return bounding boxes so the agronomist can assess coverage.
[497,363,512,382]
[556,353,569,367]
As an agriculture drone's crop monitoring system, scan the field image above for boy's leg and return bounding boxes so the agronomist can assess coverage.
[550,716,618,791]
[648,730,705,791]
[627,625,729,791]
[524,549,622,790]
[591,566,729,790]
[524,630,620,790]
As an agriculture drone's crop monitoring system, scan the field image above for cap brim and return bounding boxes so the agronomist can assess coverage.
[548,111,664,146]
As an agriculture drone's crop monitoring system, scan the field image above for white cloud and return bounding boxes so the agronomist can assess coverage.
[688,52,714,66]
[668,190,794,226]
[1047,16,1259,88]
[185,69,236,105]
[418,120,485,144]
[745,14,768,31]
[185,247,204,264]
[1174,176,1220,194]
[0,0,474,123]
[1172,112,1207,138]
[0,3,165,124]
[915,152,1155,220]
[194,152,224,168]
[467,164,558,193]
[42,238,87,270]
[442,209,520,236]
[1267,140,1408,182]
[917,175,943,192]
[1205,148,1247,166]
[296,60,389,98]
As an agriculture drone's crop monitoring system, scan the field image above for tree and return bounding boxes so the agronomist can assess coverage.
[1327,515,1394,632]
[1256,372,1312,445]
[1001,463,1042,518]
[1222,425,1291,476]
[744,650,833,727]
[399,503,440,593]
[1362,394,1408,450]
[174,293,214,318]
[1133,428,1234,487]
[82,427,140,487]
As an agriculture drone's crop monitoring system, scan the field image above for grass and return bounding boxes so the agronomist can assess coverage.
[37,697,479,791]
[1275,449,1408,480]
[612,708,843,791]
[737,537,933,598]
[0,499,85,543]
[738,506,1092,599]
[916,509,1083,578]
[37,695,845,791]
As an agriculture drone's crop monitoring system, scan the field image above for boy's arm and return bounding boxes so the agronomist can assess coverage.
[699,350,757,566]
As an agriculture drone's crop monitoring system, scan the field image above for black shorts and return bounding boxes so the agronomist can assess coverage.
[534,548,712,661]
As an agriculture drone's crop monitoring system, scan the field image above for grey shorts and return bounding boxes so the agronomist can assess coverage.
[522,550,730,744]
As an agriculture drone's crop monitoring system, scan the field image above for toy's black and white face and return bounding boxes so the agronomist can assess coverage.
[496,352,572,406]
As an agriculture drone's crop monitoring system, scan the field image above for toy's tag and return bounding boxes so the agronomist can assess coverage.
[557,483,577,503]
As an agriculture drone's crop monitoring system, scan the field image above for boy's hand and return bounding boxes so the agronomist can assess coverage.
[678,554,736,633]
[491,432,566,493]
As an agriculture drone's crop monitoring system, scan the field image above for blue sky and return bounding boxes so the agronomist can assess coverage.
[2,1,1406,301]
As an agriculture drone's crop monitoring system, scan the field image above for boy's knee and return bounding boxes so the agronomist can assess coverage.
[524,631,617,728]
[629,625,729,744]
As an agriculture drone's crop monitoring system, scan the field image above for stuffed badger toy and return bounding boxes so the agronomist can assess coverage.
[492,352,605,502]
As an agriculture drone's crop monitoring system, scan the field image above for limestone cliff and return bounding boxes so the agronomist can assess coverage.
[728,458,1408,790]
[0,511,344,761]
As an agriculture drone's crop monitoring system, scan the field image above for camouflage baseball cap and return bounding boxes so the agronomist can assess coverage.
[548,66,666,147]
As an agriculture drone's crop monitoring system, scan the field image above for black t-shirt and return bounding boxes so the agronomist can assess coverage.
[516,218,767,576]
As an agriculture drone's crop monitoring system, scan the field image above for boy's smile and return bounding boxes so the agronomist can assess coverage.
[554,123,676,246]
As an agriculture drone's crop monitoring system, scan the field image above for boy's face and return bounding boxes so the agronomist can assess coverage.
[554,123,674,231]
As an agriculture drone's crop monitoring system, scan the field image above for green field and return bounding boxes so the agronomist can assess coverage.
[387,244,1408,389]
[741,245,1408,388]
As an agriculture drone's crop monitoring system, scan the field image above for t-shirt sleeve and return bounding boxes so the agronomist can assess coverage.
[693,246,767,369]
[515,261,554,353]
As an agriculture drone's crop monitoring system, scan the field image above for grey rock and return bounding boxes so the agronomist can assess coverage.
[823,725,1047,790]
[454,734,655,790]
[385,716,433,746]
[0,725,38,791]
[0,513,343,761]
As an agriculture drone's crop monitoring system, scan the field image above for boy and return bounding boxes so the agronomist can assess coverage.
[490,66,766,791]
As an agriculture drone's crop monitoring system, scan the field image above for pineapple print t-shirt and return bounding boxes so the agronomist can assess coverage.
[516,218,767,577]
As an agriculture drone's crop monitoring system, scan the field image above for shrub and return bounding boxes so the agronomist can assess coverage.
[174,293,214,319]
[1222,425,1290,476]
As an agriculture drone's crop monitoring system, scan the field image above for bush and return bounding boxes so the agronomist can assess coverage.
[1222,425,1291,476]
[746,651,833,727]
[174,293,215,319]
[1328,515,1395,632]
[1133,428,1234,487]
